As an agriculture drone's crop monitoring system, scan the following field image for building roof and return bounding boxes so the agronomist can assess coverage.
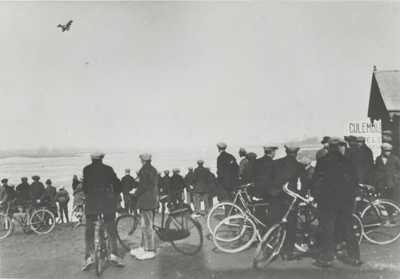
[368,70,400,121]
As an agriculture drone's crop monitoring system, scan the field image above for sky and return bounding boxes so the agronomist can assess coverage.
[0,1,399,151]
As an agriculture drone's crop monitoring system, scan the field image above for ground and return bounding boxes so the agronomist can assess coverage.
[0,214,399,279]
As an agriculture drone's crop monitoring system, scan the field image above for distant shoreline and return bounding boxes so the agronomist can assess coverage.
[0,153,81,159]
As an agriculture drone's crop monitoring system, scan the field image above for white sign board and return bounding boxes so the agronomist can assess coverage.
[346,120,382,159]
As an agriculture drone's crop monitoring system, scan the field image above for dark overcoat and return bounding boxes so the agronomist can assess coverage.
[207,171,218,198]
[16,182,30,203]
[374,154,400,202]
[45,185,57,204]
[184,171,195,193]
[217,151,239,191]
[4,185,16,202]
[169,173,186,192]
[271,155,302,197]
[253,155,274,198]
[310,150,358,211]
[345,144,368,184]
[82,160,121,215]
[193,165,210,193]
[134,163,158,210]
[29,182,46,201]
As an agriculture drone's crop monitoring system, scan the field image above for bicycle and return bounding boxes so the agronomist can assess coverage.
[207,183,269,236]
[253,183,363,269]
[357,183,400,245]
[0,199,55,239]
[116,195,203,255]
[71,204,84,227]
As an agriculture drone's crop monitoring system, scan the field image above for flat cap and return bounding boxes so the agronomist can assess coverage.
[32,175,40,180]
[216,142,227,149]
[139,153,152,161]
[328,137,347,145]
[356,136,366,142]
[125,168,131,173]
[188,167,194,170]
[298,157,312,166]
[382,130,393,136]
[381,143,393,151]
[164,170,170,174]
[321,136,330,144]
[284,143,300,153]
[46,179,51,184]
[197,159,204,165]
[1,178,8,183]
[246,152,257,160]
[21,177,28,181]
[90,151,105,160]
[263,146,278,151]
[239,148,246,153]
[172,168,180,173]
[344,135,357,143]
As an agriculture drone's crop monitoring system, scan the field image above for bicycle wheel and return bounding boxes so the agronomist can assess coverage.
[254,224,286,270]
[71,205,84,227]
[29,208,55,234]
[295,206,319,252]
[361,200,400,244]
[0,213,14,239]
[352,213,364,244]
[166,213,203,255]
[207,202,244,236]
[116,214,141,251]
[213,214,257,253]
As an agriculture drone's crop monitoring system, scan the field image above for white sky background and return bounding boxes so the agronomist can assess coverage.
[0,1,399,151]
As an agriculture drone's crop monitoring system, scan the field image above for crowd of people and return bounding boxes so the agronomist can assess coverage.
[0,131,398,272]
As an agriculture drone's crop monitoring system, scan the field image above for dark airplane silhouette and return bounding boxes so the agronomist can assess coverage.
[57,20,73,32]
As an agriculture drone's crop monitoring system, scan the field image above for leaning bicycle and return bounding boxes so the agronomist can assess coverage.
[116,195,203,255]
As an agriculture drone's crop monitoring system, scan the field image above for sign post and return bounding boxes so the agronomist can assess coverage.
[346,120,382,159]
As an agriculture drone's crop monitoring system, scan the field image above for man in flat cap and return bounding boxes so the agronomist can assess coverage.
[356,136,374,184]
[344,135,369,184]
[2,178,16,203]
[316,136,330,161]
[81,151,124,270]
[268,143,303,261]
[238,148,248,182]
[254,147,277,200]
[30,176,46,205]
[121,168,137,215]
[297,157,315,197]
[16,177,30,206]
[44,179,58,217]
[184,167,195,209]
[310,137,362,268]
[130,153,158,260]
[374,143,400,207]
[240,152,257,186]
[168,168,186,208]
[192,160,211,217]
[216,142,239,205]
[206,167,218,208]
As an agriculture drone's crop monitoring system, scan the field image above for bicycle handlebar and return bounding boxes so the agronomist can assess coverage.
[359,183,375,192]
[282,182,312,204]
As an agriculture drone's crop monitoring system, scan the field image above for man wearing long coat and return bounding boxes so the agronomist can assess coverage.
[192,160,210,216]
[216,142,239,201]
[81,152,124,270]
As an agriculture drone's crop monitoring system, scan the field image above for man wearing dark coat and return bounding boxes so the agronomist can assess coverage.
[184,167,195,207]
[356,136,375,184]
[16,177,31,205]
[2,179,16,202]
[45,179,57,205]
[81,151,124,271]
[298,157,315,197]
[130,153,158,261]
[121,169,136,214]
[160,170,171,197]
[374,143,400,204]
[344,135,369,184]
[316,136,330,161]
[168,168,186,207]
[216,142,239,201]
[206,167,218,208]
[192,160,211,217]
[310,137,362,268]
[269,143,303,261]
[29,176,46,205]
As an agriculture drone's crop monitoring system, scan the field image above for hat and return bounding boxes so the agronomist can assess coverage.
[298,157,311,166]
[382,130,393,136]
[125,168,131,173]
[328,137,347,146]
[188,167,194,170]
[263,146,278,151]
[344,135,357,143]
[172,168,180,173]
[216,142,227,150]
[90,151,105,160]
[321,136,330,144]
[164,170,170,174]
[284,143,300,153]
[381,143,393,151]
[59,185,65,190]
[32,175,40,180]
[356,136,366,142]
[246,152,257,160]
[239,148,246,153]
[197,159,204,165]
[21,177,28,181]
[46,179,51,184]
[139,153,152,161]
[1,178,8,183]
